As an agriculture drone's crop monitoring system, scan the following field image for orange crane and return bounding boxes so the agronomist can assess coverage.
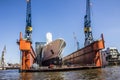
[17,0,36,71]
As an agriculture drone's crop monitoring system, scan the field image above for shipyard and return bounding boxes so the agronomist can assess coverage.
[0,0,120,80]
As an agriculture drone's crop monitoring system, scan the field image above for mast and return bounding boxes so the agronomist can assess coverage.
[84,0,93,46]
[25,0,32,41]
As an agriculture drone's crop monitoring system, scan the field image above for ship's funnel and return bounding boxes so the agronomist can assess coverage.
[46,32,52,44]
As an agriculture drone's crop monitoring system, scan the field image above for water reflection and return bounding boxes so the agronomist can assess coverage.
[80,69,102,80]
[19,69,103,80]
[19,66,120,80]
[20,72,64,80]
[20,72,33,80]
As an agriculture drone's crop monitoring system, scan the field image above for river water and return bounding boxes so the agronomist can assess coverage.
[0,66,120,80]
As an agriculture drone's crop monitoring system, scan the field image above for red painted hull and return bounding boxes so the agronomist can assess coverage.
[63,34,105,67]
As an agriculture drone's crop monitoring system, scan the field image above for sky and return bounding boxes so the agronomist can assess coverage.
[0,0,120,64]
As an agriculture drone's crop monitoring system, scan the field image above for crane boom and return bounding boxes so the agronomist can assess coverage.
[84,0,93,46]
[25,0,32,41]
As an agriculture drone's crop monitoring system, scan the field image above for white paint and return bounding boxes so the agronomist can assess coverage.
[46,32,52,44]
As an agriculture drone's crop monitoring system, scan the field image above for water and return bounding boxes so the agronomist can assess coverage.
[0,66,120,80]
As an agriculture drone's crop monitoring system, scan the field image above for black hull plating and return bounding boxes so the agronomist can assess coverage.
[42,57,62,66]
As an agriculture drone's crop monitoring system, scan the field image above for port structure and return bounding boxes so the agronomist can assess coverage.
[73,32,79,50]
[0,46,6,70]
[64,34,105,67]
[84,0,93,46]
[63,0,105,67]
[17,0,36,71]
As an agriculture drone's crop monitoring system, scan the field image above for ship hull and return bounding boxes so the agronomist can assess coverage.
[42,39,66,66]
[63,34,105,67]
[42,57,62,66]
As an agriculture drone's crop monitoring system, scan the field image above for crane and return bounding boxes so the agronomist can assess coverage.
[17,0,36,71]
[25,0,32,41]
[73,32,79,50]
[84,0,93,46]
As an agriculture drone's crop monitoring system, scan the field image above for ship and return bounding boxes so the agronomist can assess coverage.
[42,38,66,66]
[63,0,105,67]
[35,32,66,66]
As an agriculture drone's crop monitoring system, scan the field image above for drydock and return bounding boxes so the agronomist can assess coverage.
[17,0,105,72]
[63,34,105,67]
[63,0,105,68]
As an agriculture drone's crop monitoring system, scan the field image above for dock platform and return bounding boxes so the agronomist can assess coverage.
[19,66,101,72]
[0,67,20,70]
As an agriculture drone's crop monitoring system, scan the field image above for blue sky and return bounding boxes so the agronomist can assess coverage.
[0,0,120,64]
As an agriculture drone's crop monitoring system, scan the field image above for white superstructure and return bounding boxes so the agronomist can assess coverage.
[46,32,52,44]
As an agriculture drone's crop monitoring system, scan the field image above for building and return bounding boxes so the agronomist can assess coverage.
[35,42,46,66]
[103,47,120,65]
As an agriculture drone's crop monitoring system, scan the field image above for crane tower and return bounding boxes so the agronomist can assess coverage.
[84,0,93,46]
